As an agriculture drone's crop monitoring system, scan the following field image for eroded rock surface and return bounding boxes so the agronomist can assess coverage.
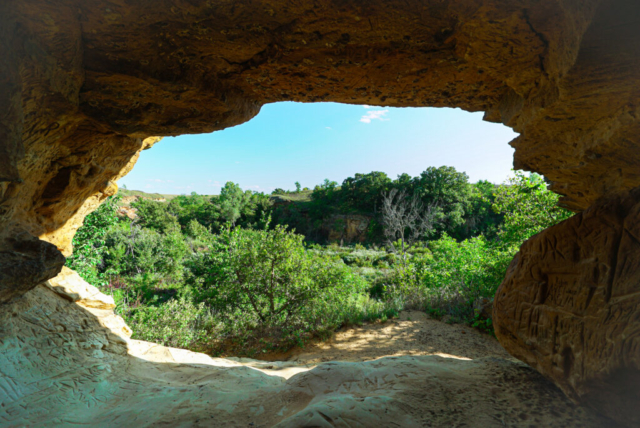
[324,214,372,244]
[0,271,616,427]
[1,0,640,424]
[2,0,640,265]
[494,187,640,426]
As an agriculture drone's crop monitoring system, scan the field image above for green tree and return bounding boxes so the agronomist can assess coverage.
[190,225,348,327]
[167,192,211,227]
[493,172,573,247]
[454,180,503,240]
[132,199,180,233]
[341,171,392,212]
[218,182,247,225]
[295,181,302,192]
[66,195,120,286]
[412,166,472,236]
[310,179,340,218]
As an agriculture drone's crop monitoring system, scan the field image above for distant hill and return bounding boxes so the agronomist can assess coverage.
[118,188,175,199]
[117,188,313,205]
[270,189,313,203]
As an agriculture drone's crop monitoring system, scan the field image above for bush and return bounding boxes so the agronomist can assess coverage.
[191,225,356,326]
[125,298,217,349]
[422,235,509,301]
[181,225,402,355]
[103,226,189,280]
[66,195,120,286]
[493,172,572,247]
[379,234,511,325]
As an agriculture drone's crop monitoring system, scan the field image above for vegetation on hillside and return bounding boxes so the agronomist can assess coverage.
[67,167,571,356]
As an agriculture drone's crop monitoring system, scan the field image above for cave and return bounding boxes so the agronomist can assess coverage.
[1,0,639,426]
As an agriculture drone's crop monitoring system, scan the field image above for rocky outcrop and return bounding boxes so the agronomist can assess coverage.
[46,266,118,311]
[494,187,640,426]
[324,214,372,243]
[1,0,640,424]
[0,231,65,303]
[0,269,616,427]
[116,206,138,221]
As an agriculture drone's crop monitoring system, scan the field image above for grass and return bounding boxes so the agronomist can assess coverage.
[270,190,314,203]
[118,189,215,203]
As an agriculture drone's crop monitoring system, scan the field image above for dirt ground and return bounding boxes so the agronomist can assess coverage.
[263,310,514,365]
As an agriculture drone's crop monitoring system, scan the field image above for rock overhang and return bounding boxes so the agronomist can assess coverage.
[1,0,640,425]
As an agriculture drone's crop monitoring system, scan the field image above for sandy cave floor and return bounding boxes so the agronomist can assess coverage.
[2,281,620,427]
[256,310,512,366]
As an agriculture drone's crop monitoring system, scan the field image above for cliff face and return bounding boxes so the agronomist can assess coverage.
[324,215,372,244]
[1,0,640,424]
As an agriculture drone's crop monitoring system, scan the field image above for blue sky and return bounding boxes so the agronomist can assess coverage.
[119,102,518,195]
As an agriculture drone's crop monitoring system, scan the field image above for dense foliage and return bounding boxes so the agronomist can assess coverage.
[67,167,572,355]
[272,166,501,242]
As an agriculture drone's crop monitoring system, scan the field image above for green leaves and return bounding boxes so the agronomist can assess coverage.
[66,195,120,286]
[493,171,573,248]
[192,225,349,327]
[412,166,472,236]
[127,298,214,349]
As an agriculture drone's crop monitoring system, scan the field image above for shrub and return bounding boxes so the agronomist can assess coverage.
[66,195,120,286]
[125,298,217,349]
[182,225,403,355]
[190,225,357,327]
[379,234,511,324]
[493,172,573,247]
[422,235,509,301]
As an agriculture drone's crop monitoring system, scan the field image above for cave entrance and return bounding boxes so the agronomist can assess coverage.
[89,100,526,359]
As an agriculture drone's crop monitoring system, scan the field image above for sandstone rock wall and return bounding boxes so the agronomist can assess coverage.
[494,187,640,426]
[1,0,640,424]
[323,214,372,244]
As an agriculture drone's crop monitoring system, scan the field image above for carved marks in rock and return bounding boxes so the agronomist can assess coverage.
[494,187,640,426]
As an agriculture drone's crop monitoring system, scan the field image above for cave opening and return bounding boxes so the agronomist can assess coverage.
[2,0,639,424]
[118,102,519,195]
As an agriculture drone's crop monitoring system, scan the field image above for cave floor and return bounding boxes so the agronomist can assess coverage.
[0,282,618,427]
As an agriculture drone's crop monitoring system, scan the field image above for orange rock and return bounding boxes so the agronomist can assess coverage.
[1,1,639,424]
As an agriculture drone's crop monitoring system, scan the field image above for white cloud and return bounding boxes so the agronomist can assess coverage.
[360,109,389,123]
[325,126,332,130]
[363,105,373,109]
